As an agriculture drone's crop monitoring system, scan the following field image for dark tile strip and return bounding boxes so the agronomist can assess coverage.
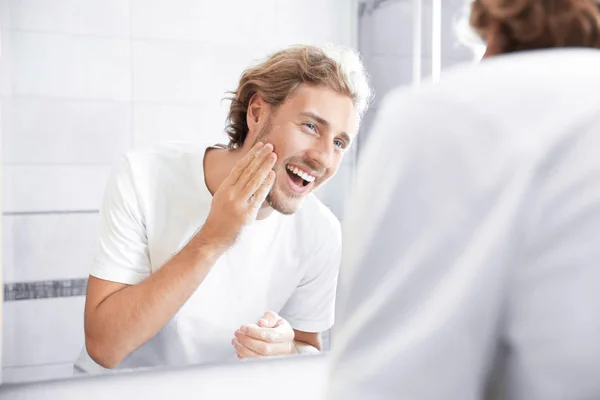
[4,278,88,301]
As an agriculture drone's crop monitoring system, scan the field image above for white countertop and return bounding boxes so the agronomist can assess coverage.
[0,354,330,400]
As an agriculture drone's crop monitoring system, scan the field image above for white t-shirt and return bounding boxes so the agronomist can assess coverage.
[327,49,600,400]
[75,142,341,373]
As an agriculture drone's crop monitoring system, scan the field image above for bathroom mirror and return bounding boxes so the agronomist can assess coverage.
[1,0,475,385]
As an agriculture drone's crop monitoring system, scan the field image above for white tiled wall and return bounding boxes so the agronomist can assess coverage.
[11,33,131,100]
[1,0,358,382]
[2,166,112,213]
[8,0,130,37]
[273,0,354,48]
[2,297,86,381]
[131,0,275,44]
[3,98,131,164]
[132,103,229,149]
[358,0,476,149]
[3,213,100,283]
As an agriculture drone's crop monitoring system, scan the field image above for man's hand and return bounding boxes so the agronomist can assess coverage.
[232,311,295,359]
[197,142,276,253]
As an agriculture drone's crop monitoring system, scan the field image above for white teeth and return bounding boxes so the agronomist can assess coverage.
[287,165,315,183]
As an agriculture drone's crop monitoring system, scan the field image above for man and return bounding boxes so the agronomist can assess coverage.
[75,44,372,372]
[327,0,600,399]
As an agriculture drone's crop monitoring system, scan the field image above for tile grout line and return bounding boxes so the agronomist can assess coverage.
[3,209,99,216]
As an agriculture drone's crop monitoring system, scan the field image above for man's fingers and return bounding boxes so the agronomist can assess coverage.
[242,154,277,200]
[257,318,283,328]
[238,324,291,343]
[248,170,275,209]
[222,142,265,187]
[232,338,261,359]
[257,318,270,328]
[234,332,292,356]
[259,310,282,328]
[236,143,275,189]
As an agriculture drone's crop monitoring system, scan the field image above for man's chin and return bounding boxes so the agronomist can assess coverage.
[267,192,304,216]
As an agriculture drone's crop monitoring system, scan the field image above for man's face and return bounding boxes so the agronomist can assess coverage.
[255,84,357,215]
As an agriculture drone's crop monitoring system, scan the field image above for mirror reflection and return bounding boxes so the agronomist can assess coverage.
[1,0,475,384]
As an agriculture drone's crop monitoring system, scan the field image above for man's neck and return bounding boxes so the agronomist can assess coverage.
[204,145,275,221]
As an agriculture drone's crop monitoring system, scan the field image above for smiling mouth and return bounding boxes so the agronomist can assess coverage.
[286,165,316,188]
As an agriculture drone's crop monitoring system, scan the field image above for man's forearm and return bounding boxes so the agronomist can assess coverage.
[85,231,224,368]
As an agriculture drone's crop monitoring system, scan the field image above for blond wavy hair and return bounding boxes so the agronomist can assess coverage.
[464,0,600,55]
[224,45,372,150]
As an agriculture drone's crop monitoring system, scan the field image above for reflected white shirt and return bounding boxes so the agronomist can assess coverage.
[328,49,600,400]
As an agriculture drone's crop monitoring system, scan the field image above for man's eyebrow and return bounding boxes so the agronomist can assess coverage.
[300,111,352,143]
[300,112,329,127]
[339,131,352,144]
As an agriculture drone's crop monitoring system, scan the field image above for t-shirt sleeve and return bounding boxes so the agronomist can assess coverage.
[89,156,152,285]
[279,223,342,333]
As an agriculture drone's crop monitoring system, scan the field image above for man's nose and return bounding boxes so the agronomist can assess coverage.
[307,140,335,170]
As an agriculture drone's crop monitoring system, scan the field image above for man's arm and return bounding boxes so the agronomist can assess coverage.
[85,142,277,368]
[84,233,223,368]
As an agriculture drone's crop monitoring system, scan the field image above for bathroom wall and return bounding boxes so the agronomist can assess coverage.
[0,0,358,383]
[358,0,477,150]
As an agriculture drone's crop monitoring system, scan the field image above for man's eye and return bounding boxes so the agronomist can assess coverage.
[304,123,317,132]
[334,139,346,149]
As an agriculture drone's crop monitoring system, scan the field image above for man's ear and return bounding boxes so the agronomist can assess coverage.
[247,93,265,133]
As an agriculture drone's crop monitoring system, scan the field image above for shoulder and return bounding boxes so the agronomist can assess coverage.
[124,141,207,172]
[116,141,209,189]
[374,50,600,161]
[108,141,213,213]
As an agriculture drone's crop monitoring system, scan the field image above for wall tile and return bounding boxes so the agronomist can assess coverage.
[358,5,374,59]
[2,97,131,164]
[132,40,271,105]
[8,0,130,38]
[368,55,432,107]
[2,363,77,384]
[132,0,274,44]
[368,0,475,60]
[0,0,13,96]
[3,213,100,283]
[370,0,420,57]
[2,297,86,367]
[11,32,131,100]
[439,1,477,61]
[0,0,10,29]
[273,0,354,47]
[3,165,111,213]
[132,103,229,149]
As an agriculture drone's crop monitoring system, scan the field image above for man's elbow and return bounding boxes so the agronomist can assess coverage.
[85,335,124,369]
